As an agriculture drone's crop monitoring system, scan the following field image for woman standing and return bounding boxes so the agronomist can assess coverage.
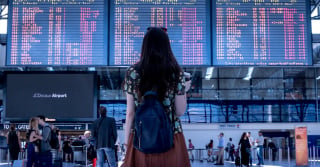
[238,132,251,167]
[122,27,191,167]
[26,117,42,167]
[7,124,21,166]
[206,139,214,158]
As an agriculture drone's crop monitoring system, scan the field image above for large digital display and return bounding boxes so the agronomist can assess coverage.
[214,0,312,66]
[6,0,312,66]
[6,0,107,66]
[4,72,98,122]
[109,0,211,66]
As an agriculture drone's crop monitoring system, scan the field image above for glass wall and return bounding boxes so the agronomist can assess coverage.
[98,67,320,123]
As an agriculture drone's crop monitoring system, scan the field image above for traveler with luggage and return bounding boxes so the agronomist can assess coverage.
[121,27,191,167]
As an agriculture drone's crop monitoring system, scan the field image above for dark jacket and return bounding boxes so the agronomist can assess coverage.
[238,138,251,153]
[8,130,20,150]
[92,116,117,149]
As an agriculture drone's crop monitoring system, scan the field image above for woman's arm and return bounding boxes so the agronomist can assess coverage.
[6,132,9,144]
[17,131,22,151]
[29,131,37,142]
[34,133,43,140]
[175,80,191,117]
[124,93,135,146]
[174,94,187,117]
[29,131,42,142]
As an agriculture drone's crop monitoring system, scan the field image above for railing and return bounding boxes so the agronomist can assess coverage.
[102,99,320,125]
[188,146,320,166]
[309,146,320,165]
[0,147,8,164]
[70,145,88,166]
[188,148,219,162]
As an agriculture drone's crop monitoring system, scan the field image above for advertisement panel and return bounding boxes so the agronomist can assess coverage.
[295,126,308,166]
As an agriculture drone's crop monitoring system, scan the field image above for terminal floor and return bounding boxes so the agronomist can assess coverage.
[190,160,320,167]
[1,159,319,167]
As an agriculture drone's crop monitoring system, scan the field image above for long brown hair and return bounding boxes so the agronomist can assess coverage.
[136,27,181,101]
[29,117,39,131]
[241,132,247,140]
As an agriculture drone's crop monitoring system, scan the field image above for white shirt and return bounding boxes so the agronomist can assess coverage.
[257,135,264,146]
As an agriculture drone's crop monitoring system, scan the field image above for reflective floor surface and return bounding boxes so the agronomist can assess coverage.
[1,159,319,167]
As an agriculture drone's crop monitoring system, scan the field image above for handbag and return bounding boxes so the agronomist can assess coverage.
[13,152,26,167]
[13,160,26,167]
[246,148,251,154]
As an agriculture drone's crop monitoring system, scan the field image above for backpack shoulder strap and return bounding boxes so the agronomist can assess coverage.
[45,125,52,133]
[143,91,157,97]
[43,125,52,142]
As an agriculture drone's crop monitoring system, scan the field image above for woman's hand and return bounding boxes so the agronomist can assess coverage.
[185,80,191,92]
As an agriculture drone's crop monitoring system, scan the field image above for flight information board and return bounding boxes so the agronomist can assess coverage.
[6,0,312,66]
[6,0,107,66]
[214,0,312,66]
[109,0,211,66]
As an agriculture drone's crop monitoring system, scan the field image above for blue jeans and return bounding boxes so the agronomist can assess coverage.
[97,147,116,167]
[248,148,252,165]
[257,146,264,165]
[26,143,35,167]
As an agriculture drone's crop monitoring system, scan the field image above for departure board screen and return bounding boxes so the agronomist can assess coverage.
[6,0,313,66]
[109,0,211,66]
[6,0,107,66]
[214,0,312,66]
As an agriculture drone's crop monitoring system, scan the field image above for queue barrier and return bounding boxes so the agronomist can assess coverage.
[0,147,8,163]
[71,145,88,166]
[188,148,219,162]
[309,146,320,165]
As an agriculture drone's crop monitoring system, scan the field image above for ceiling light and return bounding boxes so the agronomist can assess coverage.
[46,67,54,71]
[88,67,96,71]
[205,67,214,80]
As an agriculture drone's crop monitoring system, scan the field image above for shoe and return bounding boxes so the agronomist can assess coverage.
[256,163,261,166]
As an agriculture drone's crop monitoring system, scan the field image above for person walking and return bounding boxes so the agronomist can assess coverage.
[247,132,254,166]
[268,140,277,161]
[62,139,73,162]
[215,132,225,165]
[92,106,117,167]
[26,117,42,167]
[206,139,214,161]
[188,139,195,161]
[121,27,191,167]
[256,131,264,165]
[36,115,53,167]
[83,130,91,148]
[227,138,234,161]
[7,124,21,166]
[239,132,251,167]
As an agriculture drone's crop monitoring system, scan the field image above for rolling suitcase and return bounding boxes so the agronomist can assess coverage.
[235,156,241,167]
[53,159,63,167]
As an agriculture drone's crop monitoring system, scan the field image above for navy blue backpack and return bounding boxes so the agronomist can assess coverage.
[133,91,174,154]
